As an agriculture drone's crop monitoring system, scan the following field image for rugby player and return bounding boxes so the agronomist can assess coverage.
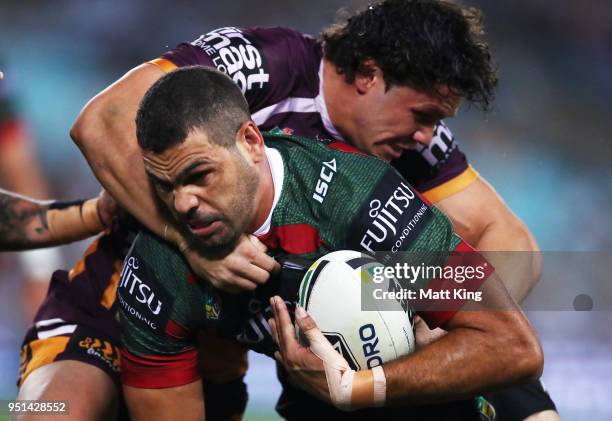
[20,0,554,420]
[118,65,542,420]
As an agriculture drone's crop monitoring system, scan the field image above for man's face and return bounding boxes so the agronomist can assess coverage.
[143,127,259,251]
[347,82,461,162]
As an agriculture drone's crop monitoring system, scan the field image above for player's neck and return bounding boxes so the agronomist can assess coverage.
[322,58,356,140]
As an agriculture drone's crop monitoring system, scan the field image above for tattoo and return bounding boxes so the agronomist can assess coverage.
[0,191,49,251]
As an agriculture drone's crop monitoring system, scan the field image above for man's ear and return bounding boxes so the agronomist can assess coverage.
[354,59,381,95]
[236,120,265,164]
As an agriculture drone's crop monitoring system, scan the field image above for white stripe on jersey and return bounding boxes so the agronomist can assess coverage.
[252,97,317,126]
[37,324,77,339]
[35,318,66,328]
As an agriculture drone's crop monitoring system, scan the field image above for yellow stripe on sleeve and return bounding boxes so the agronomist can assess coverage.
[148,58,178,73]
[100,260,123,310]
[422,165,480,203]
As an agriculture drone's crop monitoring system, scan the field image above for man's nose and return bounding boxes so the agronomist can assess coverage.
[412,124,435,146]
[173,187,199,216]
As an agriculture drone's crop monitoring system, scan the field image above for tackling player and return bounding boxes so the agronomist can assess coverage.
[118,65,543,420]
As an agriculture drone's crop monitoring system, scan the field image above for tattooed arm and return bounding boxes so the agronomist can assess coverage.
[0,188,116,251]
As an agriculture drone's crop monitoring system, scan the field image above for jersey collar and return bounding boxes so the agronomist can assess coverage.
[253,146,284,237]
[314,60,346,142]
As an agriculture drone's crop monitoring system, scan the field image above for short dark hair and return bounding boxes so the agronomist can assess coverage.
[322,0,497,110]
[136,66,250,154]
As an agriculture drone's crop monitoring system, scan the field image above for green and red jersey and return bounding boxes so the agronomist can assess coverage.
[117,132,492,389]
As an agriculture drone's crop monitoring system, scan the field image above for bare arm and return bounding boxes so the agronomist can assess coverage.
[0,189,113,251]
[435,176,541,303]
[71,63,170,239]
[383,275,543,406]
[271,272,543,409]
[123,381,204,421]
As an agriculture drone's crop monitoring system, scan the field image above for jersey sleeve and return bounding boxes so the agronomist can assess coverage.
[341,160,493,328]
[151,26,320,113]
[391,122,479,203]
[117,232,199,388]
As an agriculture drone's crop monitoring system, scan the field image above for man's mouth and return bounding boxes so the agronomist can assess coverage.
[380,143,404,161]
[378,138,420,161]
[187,220,221,237]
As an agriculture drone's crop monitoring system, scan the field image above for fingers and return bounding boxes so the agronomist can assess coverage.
[235,263,272,285]
[268,317,281,346]
[229,235,278,284]
[211,276,258,294]
[252,251,281,275]
[270,296,298,358]
[294,305,319,333]
[248,235,281,274]
[248,234,267,252]
[294,305,349,371]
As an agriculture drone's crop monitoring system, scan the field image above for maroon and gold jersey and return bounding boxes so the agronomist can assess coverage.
[152,26,479,202]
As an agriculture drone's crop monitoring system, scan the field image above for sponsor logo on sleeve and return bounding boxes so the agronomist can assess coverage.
[347,170,434,262]
[416,122,456,167]
[192,27,270,94]
[117,254,172,332]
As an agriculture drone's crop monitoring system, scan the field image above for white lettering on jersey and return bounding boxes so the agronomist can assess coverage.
[417,122,456,167]
[192,27,270,94]
[312,159,337,204]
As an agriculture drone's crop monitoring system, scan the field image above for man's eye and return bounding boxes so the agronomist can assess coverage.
[414,112,437,126]
[186,171,208,185]
[154,180,173,193]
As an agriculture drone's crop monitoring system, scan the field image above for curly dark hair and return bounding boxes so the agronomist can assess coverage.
[322,0,497,110]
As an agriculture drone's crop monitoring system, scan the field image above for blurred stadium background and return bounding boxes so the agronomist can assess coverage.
[0,0,611,419]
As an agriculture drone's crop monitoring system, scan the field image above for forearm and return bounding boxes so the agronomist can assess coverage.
[383,311,540,406]
[71,63,182,243]
[475,219,542,303]
[0,189,50,250]
[436,177,542,303]
[0,190,103,250]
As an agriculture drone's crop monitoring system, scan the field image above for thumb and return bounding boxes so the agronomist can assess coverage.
[296,306,349,371]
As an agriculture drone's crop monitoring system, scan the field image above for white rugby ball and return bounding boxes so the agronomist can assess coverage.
[297,250,415,371]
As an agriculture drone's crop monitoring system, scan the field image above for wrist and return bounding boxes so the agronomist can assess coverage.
[47,198,105,243]
[349,366,386,409]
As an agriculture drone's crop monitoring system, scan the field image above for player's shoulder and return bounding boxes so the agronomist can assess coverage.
[185,25,320,69]
[265,132,389,182]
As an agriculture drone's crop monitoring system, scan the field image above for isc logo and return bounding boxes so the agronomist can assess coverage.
[312,159,337,204]
[359,324,383,368]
